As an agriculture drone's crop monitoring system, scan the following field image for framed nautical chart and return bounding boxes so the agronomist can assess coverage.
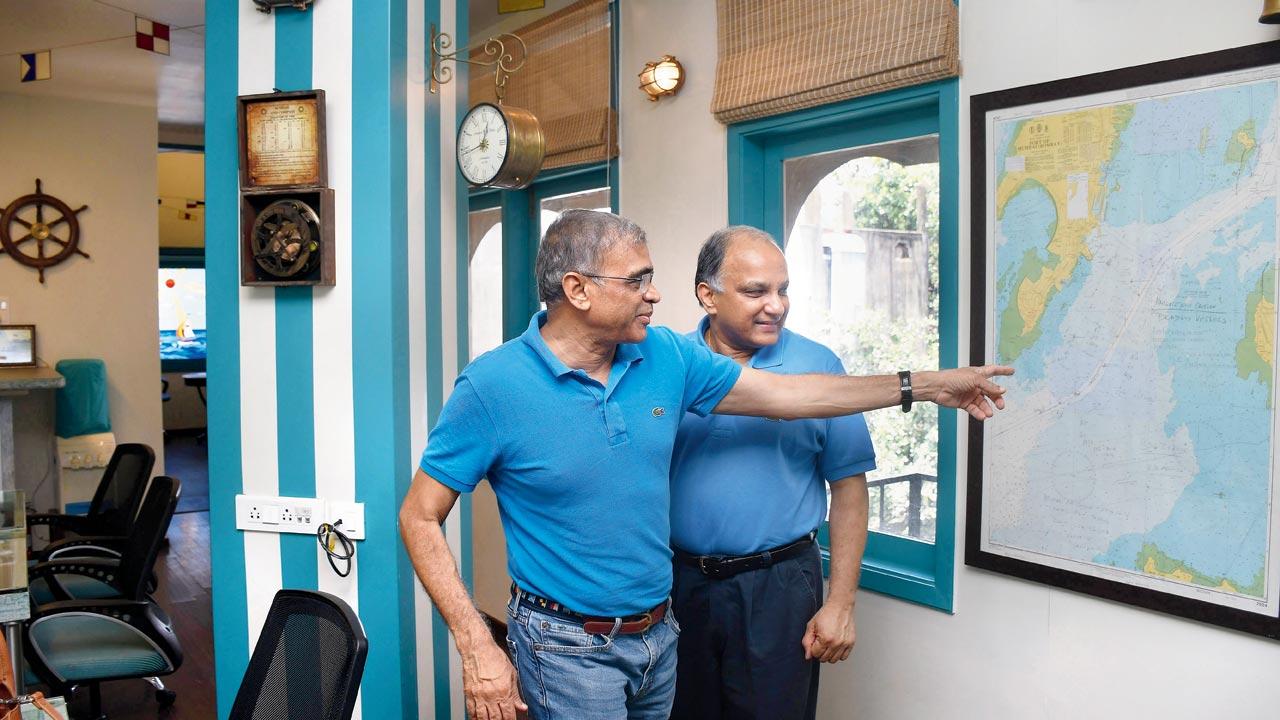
[968,41,1280,639]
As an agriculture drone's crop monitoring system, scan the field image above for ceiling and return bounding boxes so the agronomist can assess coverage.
[0,0,204,143]
[0,0,577,146]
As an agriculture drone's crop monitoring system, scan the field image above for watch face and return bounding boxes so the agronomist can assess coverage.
[457,104,509,185]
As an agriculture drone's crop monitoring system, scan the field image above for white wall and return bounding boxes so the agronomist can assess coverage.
[1,93,164,498]
[620,2,1280,718]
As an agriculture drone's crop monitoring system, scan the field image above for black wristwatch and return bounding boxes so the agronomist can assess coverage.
[898,370,913,413]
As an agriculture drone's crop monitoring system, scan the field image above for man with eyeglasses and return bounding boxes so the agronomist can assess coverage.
[668,226,873,720]
[399,209,1012,720]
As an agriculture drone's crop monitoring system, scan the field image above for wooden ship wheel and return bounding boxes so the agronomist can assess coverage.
[0,179,89,283]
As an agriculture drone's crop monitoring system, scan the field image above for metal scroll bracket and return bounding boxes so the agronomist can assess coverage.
[429,24,528,101]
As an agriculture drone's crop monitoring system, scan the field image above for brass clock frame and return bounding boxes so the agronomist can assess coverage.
[457,102,545,190]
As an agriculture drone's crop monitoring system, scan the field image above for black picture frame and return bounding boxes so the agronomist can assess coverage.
[0,325,36,368]
[968,40,1280,640]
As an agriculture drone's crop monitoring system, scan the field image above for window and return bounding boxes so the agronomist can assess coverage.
[784,139,941,543]
[468,206,503,359]
[469,165,615,341]
[727,80,959,610]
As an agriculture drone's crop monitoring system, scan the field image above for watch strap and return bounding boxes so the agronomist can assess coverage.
[898,370,913,413]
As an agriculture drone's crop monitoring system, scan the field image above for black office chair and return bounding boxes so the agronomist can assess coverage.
[23,476,184,719]
[28,443,155,549]
[228,590,368,720]
[26,475,180,606]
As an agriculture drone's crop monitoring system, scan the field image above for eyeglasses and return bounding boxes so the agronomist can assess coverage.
[580,271,654,293]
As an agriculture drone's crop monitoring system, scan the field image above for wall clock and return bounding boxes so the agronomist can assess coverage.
[456,102,545,190]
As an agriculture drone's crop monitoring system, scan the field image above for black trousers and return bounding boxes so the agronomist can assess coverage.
[669,544,823,720]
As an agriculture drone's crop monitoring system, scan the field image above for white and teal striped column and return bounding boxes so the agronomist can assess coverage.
[206,0,471,716]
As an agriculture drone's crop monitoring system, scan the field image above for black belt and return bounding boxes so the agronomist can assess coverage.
[673,531,817,580]
[510,584,668,635]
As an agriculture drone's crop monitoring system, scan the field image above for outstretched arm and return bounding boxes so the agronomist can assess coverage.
[400,468,527,720]
[713,366,1013,421]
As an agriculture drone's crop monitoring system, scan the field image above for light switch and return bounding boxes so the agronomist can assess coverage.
[0,298,9,324]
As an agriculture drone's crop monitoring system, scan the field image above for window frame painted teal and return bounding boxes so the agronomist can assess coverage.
[469,161,618,341]
[726,79,960,612]
[466,0,620,342]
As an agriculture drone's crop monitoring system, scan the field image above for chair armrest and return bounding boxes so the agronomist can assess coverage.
[38,535,127,562]
[27,513,96,535]
[28,557,123,602]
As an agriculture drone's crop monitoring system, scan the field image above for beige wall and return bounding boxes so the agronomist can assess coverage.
[158,151,205,249]
[1,93,165,493]
[618,1,1280,718]
[620,0,726,332]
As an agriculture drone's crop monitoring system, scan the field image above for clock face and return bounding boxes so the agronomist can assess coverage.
[457,104,509,186]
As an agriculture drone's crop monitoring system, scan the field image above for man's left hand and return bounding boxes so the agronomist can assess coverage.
[802,602,855,663]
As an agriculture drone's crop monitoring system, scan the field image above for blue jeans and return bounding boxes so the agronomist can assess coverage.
[505,594,680,719]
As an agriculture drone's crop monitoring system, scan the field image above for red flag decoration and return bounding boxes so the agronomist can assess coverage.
[136,17,170,55]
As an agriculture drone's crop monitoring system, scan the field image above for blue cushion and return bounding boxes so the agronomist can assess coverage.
[29,615,168,681]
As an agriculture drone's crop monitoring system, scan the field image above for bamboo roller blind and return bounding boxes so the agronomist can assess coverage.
[712,0,959,124]
[469,0,617,170]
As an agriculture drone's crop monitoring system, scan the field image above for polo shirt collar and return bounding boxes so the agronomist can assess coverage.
[695,315,785,369]
[521,311,646,378]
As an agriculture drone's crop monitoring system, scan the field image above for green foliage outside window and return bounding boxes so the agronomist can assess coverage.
[813,156,941,539]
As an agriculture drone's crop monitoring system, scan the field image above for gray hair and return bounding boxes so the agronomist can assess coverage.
[536,209,647,305]
[694,225,777,301]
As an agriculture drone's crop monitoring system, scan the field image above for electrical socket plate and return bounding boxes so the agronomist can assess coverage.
[235,494,324,535]
[326,501,365,540]
[234,495,365,540]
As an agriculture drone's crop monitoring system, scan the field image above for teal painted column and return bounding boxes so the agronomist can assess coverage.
[205,1,248,716]
[351,0,417,716]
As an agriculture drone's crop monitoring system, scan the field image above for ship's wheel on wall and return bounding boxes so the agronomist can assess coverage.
[0,179,90,283]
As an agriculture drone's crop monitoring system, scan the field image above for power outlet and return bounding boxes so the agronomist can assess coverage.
[235,494,325,535]
[326,501,366,540]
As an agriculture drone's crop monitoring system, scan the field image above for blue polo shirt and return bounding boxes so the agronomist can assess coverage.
[669,318,877,556]
[419,311,742,616]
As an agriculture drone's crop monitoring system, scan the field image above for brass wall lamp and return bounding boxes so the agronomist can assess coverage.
[253,0,315,13]
[639,55,685,101]
[1262,0,1280,23]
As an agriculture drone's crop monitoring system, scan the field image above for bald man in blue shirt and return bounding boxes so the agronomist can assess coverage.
[670,226,874,720]
[399,211,1011,720]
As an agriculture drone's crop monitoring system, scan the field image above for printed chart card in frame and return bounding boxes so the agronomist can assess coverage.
[968,41,1280,639]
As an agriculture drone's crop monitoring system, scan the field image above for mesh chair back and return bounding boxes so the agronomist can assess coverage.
[118,476,179,599]
[229,590,368,720]
[87,443,155,535]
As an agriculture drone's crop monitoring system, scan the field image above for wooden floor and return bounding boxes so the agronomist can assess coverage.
[53,511,217,719]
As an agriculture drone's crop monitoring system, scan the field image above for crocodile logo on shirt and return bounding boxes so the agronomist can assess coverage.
[652,407,665,417]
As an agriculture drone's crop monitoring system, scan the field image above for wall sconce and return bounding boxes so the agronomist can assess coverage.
[1263,0,1280,23]
[253,0,315,13]
[638,55,685,101]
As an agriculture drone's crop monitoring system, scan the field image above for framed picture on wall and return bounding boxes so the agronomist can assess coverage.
[0,325,36,368]
[967,40,1280,639]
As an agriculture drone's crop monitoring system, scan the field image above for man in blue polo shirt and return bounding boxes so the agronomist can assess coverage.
[670,226,873,720]
[399,210,1011,720]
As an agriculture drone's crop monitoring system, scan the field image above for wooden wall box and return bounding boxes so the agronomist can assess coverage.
[239,189,335,287]
[237,89,328,192]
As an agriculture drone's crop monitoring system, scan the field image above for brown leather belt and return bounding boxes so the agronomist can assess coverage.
[511,584,668,635]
